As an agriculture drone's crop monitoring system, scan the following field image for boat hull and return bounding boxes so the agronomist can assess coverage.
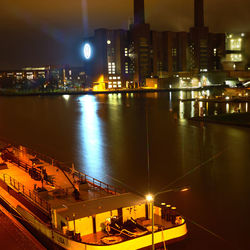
[17,205,187,250]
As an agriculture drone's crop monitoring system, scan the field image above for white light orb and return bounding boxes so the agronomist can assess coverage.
[83,43,92,60]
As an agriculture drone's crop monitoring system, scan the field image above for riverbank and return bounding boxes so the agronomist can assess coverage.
[190,112,250,127]
[0,85,225,97]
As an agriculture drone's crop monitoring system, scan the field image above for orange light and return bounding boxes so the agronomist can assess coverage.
[181,188,189,192]
[146,194,154,202]
[93,75,106,91]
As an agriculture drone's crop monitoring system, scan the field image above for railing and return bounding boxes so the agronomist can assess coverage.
[69,169,126,195]
[0,138,126,196]
[1,173,50,213]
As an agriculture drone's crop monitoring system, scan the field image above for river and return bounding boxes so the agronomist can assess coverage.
[0,91,249,250]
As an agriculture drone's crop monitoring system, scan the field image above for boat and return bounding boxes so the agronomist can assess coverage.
[0,141,188,249]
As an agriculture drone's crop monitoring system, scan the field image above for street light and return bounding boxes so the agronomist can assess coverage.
[146,194,155,249]
[146,186,190,250]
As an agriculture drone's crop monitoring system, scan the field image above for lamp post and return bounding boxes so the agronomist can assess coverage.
[146,194,154,249]
[146,187,189,250]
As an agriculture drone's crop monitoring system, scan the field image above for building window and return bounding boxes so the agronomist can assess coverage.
[230,54,242,62]
[108,62,116,74]
[230,38,242,51]
[172,48,177,56]
[125,48,128,57]
[213,48,217,56]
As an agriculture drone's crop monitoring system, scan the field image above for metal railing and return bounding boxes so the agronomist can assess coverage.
[70,169,125,195]
[1,173,50,213]
[0,139,126,196]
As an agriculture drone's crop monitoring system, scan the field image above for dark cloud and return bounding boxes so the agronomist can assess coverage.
[0,0,250,69]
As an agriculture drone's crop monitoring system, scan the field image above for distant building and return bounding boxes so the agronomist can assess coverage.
[222,32,250,71]
[189,0,225,72]
[0,66,87,90]
[83,0,227,89]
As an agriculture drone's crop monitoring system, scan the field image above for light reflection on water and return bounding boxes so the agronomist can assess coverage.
[226,103,230,113]
[78,95,105,178]
[0,92,249,249]
[176,90,250,118]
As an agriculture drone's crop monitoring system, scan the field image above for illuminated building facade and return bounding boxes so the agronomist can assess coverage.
[189,0,225,72]
[84,0,191,88]
[83,0,229,88]
[222,33,250,71]
[0,66,87,89]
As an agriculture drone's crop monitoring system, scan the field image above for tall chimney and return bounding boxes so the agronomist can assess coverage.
[134,0,145,25]
[194,0,204,27]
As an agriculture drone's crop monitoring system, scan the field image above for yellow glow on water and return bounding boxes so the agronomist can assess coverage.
[179,91,184,100]
[179,101,184,119]
[63,95,70,101]
[191,101,195,117]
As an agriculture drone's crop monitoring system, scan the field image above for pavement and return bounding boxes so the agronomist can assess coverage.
[0,203,45,250]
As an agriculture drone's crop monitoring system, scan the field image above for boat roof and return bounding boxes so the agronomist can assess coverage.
[56,192,146,220]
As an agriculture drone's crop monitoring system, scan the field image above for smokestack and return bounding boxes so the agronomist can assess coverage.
[134,0,145,25]
[194,0,204,27]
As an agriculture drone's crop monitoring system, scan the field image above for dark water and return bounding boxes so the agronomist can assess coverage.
[0,92,249,250]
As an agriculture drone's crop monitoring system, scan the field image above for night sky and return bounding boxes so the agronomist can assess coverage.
[0,0,249,69]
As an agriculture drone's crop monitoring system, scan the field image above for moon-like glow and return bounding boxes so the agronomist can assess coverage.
[83,43,92,60]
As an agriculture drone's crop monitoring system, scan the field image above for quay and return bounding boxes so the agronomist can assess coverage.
[0,201,45,250]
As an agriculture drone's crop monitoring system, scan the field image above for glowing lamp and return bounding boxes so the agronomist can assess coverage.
[146,194,154,202]
[83,43,92,60]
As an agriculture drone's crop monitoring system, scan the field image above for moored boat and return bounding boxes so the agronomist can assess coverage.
[0,142,187,249]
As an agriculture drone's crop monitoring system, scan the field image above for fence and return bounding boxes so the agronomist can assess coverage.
[70,169,125,195]
[0,139,126,196]
[1,173,50,213]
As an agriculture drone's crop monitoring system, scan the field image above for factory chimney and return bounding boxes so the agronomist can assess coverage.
[134,0,145,25]
[194,0,204,27]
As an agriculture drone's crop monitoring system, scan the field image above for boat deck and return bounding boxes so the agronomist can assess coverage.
[0,145,115,211]
[80,215,177,246]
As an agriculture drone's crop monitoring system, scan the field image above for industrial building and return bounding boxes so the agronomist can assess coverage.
[83,0,227,89]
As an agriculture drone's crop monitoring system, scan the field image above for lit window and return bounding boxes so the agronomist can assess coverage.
[230,38,242,51]
[213,48,217,56]
[230,54,242,62]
